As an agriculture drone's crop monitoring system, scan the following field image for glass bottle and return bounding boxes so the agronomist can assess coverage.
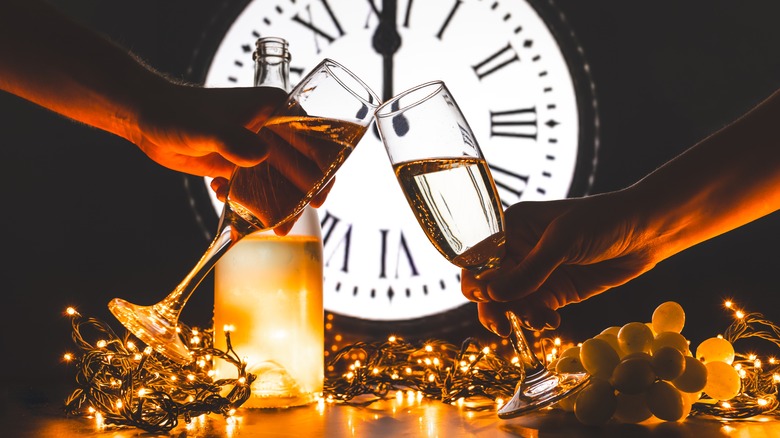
[213,37,324,408]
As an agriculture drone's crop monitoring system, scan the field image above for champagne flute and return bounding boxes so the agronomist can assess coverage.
[108,59,379,364]
[375,81,588,418]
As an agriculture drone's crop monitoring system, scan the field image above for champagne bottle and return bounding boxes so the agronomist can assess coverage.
[213,37,324,408]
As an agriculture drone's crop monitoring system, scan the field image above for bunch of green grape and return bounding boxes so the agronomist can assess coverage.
[552,301,741,425]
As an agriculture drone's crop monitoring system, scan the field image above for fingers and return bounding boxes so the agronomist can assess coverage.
[210,177,229,202]
[477,299,561,337]
[487,238,564,302]
[273,211,302,236]
[310,178,335,208]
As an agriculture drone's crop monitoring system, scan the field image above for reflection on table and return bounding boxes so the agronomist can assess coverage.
[7,390,780,438]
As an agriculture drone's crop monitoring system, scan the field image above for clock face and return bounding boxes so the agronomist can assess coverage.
[185,0,598,335]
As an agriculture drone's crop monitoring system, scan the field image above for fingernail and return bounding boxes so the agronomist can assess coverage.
[488,323,499,335]
[472,290,488,302]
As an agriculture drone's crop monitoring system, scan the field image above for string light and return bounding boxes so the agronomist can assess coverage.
[63,299,780,431]
[63,311,254,432]
[691,302,780,419]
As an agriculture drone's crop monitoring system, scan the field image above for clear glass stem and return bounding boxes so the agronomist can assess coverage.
[108,209,247,363]
[155,219,237,322]
[506,311,546,378]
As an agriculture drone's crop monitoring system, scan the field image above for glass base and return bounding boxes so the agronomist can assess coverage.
[108,298,192,364]
[497,369,589,419]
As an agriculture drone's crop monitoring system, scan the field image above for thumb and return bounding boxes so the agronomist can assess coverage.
[487,238,564,302]
[216,126,270,167]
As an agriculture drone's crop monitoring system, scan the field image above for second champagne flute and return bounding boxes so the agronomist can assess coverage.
[375,81,588,418]
[109,59,380,363]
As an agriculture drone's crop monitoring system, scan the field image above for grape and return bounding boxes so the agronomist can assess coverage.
[652,301,686,334]
[680,391,701,420]
[580,338,621,379]
[651,331,690,355]
[703,361,741,400]
[612,357,656,394]
[652,346,686,381]
[556,392,577,412]
[618,322,654,354]
[622,351,652,362]
[556,355,585,373]
[601,326,621,337]
[574,379,617,426]
[560,346,580,360]
[672,356,707,393]
[614,392,653,424]
[594,333,625,358]
[645,322,657,338]
[646,380,685,421]
[695,337,735,365]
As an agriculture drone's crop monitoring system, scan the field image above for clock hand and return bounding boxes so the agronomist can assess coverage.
[371,0,401,102]
[371,0,408,136]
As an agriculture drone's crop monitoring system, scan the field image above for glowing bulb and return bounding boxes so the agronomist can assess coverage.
[66,307,77,316]
[425,345,433,352]
[228,409,237,416]
[144,346,153,355]
[405,367,412,374]
[773,373,780,383]
[126,341,136,351]
[724,300,733,308]
[96,340,107,349]
[223,324,234,333]
[469,354,477,362]
[388,336,397,343]
[496,398,505,408]
[63,353,73,362]
[138,388,147,397]
[133,353,142,361]
[187,374,195,381]
[554,338,562,346]
[722,401,731,409]
[170,375,177,381]
[428,374,435,382]
[482,347,491,355]
[372,367,380,374]
[736,310,745,319]
[115,400,123,409]
[758,398,768,407]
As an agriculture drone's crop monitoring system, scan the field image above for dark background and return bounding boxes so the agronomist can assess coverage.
[3,0,780,405]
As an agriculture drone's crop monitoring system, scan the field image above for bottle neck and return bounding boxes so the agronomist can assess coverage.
[254,37,291,92]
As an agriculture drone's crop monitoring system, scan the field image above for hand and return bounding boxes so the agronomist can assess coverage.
[131,84,287,180]
[461,192,661,334]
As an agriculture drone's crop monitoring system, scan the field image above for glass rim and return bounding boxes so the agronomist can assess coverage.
[320,58,381,111]
[375,80,445,118]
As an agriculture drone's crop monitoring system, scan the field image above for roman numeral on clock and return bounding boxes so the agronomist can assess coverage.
[489,163,529,207]
[321,210,352,273]
[490,106,538,140]
[472,43,519,80]
[291,0,345,50]
[379,229,419,279]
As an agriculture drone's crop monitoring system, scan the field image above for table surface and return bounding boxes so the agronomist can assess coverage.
[4,394,780,438]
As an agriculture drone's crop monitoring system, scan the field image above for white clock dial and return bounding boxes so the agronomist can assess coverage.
[193,0,598,325]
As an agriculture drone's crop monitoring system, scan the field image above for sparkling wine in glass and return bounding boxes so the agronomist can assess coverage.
[375,81,589,417]
[108,59,379,363]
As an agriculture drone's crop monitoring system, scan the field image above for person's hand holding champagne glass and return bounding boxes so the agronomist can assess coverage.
[109,59,380,363]
[374,81,589,418]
